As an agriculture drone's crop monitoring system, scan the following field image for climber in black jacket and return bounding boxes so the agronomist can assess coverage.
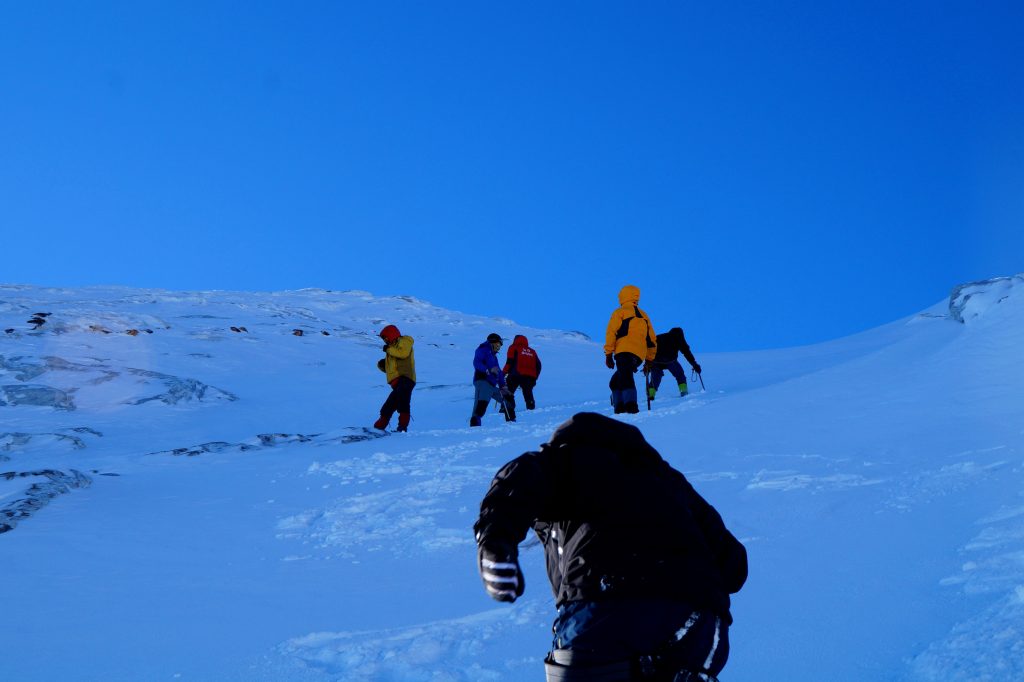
[649,327,702,401]
[474,412,747,681]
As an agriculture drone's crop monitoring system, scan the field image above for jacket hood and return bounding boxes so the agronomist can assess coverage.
[511,334,528,348]
[546,412,662,467]
[618,285,641,306]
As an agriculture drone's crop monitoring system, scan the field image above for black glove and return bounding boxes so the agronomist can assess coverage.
[693,363,702,374]
[382,343,390,352]
[478,544,524,603]
[377,358,386,371]
[500,386,512,398]
[605,354,614,369]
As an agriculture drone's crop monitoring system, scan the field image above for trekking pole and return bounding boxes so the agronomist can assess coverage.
[495,382,514,420]
[644,366,652,411]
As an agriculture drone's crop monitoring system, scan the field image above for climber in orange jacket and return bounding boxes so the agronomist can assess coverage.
[603,285,657,414]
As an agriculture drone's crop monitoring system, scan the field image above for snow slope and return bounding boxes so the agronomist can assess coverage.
[1,277,1022,681]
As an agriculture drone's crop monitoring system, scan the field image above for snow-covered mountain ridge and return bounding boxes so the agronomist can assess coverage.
[2,276,1023,681]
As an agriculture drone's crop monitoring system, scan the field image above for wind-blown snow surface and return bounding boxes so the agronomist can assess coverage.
[1,279,1022,681]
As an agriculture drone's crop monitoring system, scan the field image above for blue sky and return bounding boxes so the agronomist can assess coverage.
[2,1,1021,351]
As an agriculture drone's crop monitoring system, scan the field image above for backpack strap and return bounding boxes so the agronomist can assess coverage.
[614,314,634,340]
[635,306,656,349]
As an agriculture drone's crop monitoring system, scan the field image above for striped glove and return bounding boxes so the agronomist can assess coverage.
[478,544,524,603]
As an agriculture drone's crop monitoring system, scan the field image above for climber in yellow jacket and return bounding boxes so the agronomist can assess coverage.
[374,324,416,432]
[603,285,657,414]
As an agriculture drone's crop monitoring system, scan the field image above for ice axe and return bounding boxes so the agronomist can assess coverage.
[691,368,706,392]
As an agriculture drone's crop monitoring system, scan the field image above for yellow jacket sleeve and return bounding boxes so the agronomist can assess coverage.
[604,309,625,355]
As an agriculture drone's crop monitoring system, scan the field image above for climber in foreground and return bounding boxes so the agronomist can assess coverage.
[604,284,657,414]
[474,412,747,681]
[374,324,416,432]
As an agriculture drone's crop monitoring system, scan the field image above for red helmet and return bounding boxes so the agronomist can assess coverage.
[380,325,401,344]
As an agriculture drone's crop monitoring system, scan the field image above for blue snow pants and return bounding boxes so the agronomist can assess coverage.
[650,360,687,391]
[609,352,641,407]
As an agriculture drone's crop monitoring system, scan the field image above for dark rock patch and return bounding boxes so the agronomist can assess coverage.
[257,433,318,447]
[0,469,92,534]
[148,428,385,458]
[0,430,93,453]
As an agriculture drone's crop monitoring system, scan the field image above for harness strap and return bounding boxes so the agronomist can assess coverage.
[545,650,630,681]
[545,649,720,682]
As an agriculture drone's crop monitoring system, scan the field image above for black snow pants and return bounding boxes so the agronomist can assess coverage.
[507,375,537,410]
[380,376,415,419]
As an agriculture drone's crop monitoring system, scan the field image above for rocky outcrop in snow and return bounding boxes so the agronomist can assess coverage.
[0,469,93,534]
[0,354,237,409]
[949,274,1024,323]
[146,428,386,457]
[0,428,101,461]
[125,369,238,405]
[0,384,76,410]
